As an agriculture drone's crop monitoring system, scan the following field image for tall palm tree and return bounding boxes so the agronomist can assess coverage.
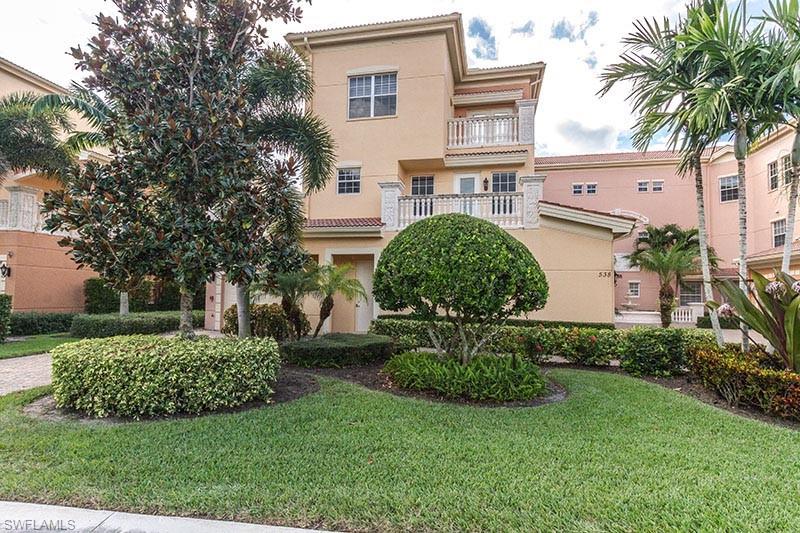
[599,11,726,344]
[311,264,367,337]
[230,45,336,338]
[0,92,74,179]
[762,1,800,272]
[678,0,779,348]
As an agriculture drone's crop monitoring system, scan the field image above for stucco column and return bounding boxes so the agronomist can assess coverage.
[516,99,537,146]
[378,181,404,231]
[520,174,546,229]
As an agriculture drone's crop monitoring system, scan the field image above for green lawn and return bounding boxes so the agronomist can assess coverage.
[0,334,79,360]
[1,370,800,531]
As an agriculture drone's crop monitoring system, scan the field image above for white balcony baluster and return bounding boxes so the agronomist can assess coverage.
[397,192,524,230]
[446,115,520,148]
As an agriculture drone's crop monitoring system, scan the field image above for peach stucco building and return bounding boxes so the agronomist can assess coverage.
[205,14,637,332]
[0,57,101,312]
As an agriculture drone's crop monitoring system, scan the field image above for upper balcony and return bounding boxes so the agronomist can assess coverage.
[447,115,520,149]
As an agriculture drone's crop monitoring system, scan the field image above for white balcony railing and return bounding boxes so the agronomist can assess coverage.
[671,306,696,323]
[397,192,523,230]
[447,115,520,148]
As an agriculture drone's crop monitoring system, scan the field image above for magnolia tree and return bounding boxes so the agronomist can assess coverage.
[373,214,549,365]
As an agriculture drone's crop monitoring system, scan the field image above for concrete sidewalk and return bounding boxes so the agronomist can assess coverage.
[0,501,329,532]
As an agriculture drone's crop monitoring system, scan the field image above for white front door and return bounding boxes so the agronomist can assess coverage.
[354,260,374,332]
[456,173,478,215]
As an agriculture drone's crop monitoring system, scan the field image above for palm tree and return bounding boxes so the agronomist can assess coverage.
[678,0,780,348]
[230,45,336,338]
[599,11,726,345]
[264,266,319,340]
[0,92,74,179]
[762,1,800,272]
[311,264,367,337]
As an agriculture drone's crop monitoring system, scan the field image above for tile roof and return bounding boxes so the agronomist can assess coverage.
[538,200,640,222]
[445,149,528,157]
[305,217,383,228]
[747,240,800,260]
[285,13,460,38]
[534,147,721,166]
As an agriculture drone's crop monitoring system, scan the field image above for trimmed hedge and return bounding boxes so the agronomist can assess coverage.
[221,303,291,341]
[0,295,11,342]
[70,311,204,338]
[689,345,800,421]
[377,314,614,330]
[84,278,204,314]
[52,335,281,418]
[384,352,548,402]
[282,333,394,368]
[371,317,716,375]
[10,312,76,335]
[696,314,740,330]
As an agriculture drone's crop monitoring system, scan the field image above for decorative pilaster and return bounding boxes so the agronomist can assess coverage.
[378,181,404,231]
[516,99,537,145]
[520,174,546,229]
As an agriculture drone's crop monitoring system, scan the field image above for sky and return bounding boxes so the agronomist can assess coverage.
[0,0,771,156]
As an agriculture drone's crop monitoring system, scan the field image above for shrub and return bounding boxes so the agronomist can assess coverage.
[84,278,202,314]
[282,333,394,368]
[0,295,11,342]
[221,303,291,341]
[384,352,548,402]
[70,310,204,338]
[51,335,281,418]
[521,326,625,366]
[10,312,76,335]
[696,314,739,330]
[376,314,615,330]
[688,345,800,420]
[84,278,119,314]
[620,327,715,377]
[373,213,548,364]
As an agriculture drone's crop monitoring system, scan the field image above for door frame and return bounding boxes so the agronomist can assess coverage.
[453,172,479,194]
[320,247,382,335]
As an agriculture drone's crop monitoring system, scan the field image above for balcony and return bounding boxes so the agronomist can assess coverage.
[397,192,523,230]
[447,115,520,149]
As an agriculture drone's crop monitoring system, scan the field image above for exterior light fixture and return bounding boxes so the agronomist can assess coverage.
[483,177,489,192]
[0,264,10,278]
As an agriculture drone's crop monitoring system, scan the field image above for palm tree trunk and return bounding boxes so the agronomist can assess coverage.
[313,296,334,337]
[659,284,674,328]
[179,288,195,339]
[235,283,251,338]
[735,134,750,351]
[693,157,724,347]
[781,130,800,273]
[119,291,129,315]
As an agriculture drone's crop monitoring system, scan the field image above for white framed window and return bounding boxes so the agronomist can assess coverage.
[782,155,793,186]
[628,281,641,298]
[348,73,397,119]
[492,172,517,215]
[586,183,598,195]
[769,161,779,190]
[337,168,361,194]
[637,230,649,241]
[572,183,584,195]
[652,180,664,192]
[773,218,787,248]
[679,281,703,306]
[411,175,434,196]
[637,180,649,193]
[719,175,739,203]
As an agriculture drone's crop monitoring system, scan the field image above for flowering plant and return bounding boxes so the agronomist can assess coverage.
[708,270,800,372]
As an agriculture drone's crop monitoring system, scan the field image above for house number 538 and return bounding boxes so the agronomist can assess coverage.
[598,271,612,278]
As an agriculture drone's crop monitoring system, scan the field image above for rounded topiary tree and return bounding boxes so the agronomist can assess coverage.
[374,213,549,364]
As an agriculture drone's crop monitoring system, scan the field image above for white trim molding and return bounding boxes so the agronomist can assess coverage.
[346,65,399,76]
[539,202,636,238]
[451,89,524,106]
[444,150,528,167]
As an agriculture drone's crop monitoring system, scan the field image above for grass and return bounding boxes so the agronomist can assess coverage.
[1,370,800,531]
[0,334,78,360]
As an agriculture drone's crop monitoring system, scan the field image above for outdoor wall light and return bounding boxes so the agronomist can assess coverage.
[483,177,489,191]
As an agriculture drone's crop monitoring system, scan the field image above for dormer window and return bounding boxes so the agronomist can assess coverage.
[348,73,397,119]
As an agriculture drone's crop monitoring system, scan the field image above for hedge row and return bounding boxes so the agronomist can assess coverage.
[84,278,205,314]
[222,303,291,341]
[282,333,394,368]
[688,346,800,421]
[0,295,11,342]
[70,311,204,338]
[696,314,740,330]
[371,317,716,376]
[10,312,76,336]
[377,314,614,330]
[52,335,281,418]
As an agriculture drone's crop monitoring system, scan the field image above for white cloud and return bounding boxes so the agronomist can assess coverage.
[0,0,690,155]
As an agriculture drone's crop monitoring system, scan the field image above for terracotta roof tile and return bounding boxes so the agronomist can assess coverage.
[535,148,719,166]
[285,13,460,38]
[306,217,383,229]
[445,149,528,157]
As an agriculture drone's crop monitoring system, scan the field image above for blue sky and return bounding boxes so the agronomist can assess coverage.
[0,0,769,155]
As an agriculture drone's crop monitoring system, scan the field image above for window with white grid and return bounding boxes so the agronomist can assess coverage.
[628,281,641,298]
[348,73,397,119]
[637,180,649,193]
[773,218,787,248]
[652,180,664,192]
[572,183,583,195]
[586,183,597,195]
[492,172,517,215]
[679,281,703,306]
[719,176,739,202]
[411,176,434,196]
[337,168,361,194]
[769,161,779,190]
[783,155,793,186]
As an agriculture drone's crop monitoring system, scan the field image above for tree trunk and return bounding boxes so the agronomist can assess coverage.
[119,291,129,315]
[313,296,334,338]
[781,130,800,273]
[235,283,251,338]
[658,284,674,328]
[179,289,195,339]
[693,157,724,347]
[734,131,750,351]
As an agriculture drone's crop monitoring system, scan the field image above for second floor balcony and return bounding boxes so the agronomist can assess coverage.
[447,115,520,149]
[397,192,523,229]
